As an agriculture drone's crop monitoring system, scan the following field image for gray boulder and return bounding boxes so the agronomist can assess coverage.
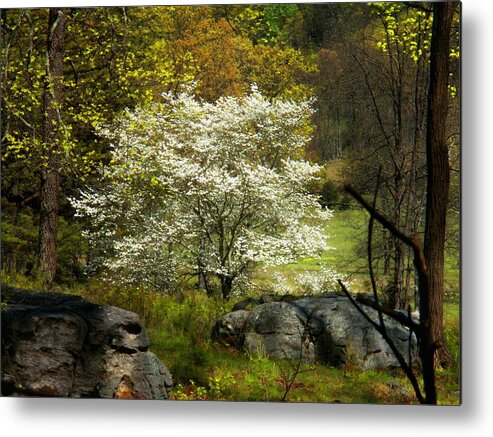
[1,286,172,399]
[213,293,417,370]
[211,310,250,347]
[243,302,315,362]
[291,295,417,369]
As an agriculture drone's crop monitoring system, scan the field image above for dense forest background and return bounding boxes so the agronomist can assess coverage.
[1,3,460,295]
[1,2,460,405]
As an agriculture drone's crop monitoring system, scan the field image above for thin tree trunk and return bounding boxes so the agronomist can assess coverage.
[38,9,67,286]
[220,275,234,300]
[391,239,404,308]
[423,1,455,371]
[344,183,437,404]
[198,235,206,290]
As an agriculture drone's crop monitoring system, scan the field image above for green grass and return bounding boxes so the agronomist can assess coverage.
[253,207,459,300]
[250,209,370,294]
[1,272,460,404]
[143,291,460,404]
[322,208,370,290]
[444,250,460,302]
[145,207,459,404]
[1,207,460,404]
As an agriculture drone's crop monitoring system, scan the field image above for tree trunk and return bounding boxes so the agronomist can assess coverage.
[38,9,67,286]
[391,239,405,308]
[220,275,234,300]
[423,1,455,372]
[197,234,209,293]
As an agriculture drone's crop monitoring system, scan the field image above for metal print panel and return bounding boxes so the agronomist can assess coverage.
[0,1,461,405]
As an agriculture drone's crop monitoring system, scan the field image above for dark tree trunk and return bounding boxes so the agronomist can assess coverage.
[38,9,67,286]
[390,239,405,309]
[197,235,210,294]
[339,2,457,404]
[220,275,234,300]
[422,0,455,376]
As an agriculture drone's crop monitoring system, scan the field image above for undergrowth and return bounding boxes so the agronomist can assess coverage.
[4,278,460,405]
[2,273,459,404]
[1,207,460,405]
[149,293,460,404]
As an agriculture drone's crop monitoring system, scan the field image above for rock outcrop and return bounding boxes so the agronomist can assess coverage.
[213,293,417,370]
[1,285,172,399]
[243,302,316,362]
[211,309,249,348]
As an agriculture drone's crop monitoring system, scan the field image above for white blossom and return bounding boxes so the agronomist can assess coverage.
[71,88,336,296]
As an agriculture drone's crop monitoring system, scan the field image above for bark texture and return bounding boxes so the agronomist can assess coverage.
[39,9,67,285]
[418,1,456,403]
[423,1,456,374]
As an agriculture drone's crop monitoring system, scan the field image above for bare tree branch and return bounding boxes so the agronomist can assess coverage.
[355,294,422,334]
[344,183,428,277]
[338,280,425,404]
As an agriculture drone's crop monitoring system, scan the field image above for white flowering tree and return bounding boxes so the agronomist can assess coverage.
[72,88,332,298]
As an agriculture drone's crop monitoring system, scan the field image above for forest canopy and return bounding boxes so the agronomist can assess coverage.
[1,3,460,299]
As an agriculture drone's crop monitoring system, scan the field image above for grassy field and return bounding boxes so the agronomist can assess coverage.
[253,208,460,300]
[148,207,459,404]
[251,209,367,294]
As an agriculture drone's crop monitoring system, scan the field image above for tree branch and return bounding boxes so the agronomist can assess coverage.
[338,280,425,404]
[403,2,433,14]
[344,184,428,276]
[355,294,422,334]
[368,167,384,328]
